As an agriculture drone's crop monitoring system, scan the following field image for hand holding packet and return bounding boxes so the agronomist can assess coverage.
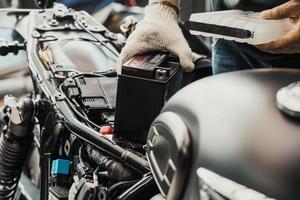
[186,10,293,45]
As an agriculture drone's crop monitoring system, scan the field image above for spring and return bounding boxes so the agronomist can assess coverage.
[0,130,33,200]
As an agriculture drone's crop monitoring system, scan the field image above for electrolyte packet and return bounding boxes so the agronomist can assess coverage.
[186,10,293,45]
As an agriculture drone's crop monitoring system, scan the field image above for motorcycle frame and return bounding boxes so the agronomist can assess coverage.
[26,8,149,175]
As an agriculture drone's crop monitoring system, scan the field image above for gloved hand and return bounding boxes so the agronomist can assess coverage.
[118,0,194,72]
[257,0,300,54]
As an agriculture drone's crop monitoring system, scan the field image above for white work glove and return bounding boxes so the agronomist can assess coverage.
[118,0,194,72]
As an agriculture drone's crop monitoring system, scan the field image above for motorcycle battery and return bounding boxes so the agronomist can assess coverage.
[114,53,182,144]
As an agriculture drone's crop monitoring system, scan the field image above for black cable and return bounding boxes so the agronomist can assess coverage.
[71,99,90,120]
[108,180,138,196]
[86,145,137,182]
[70,73,104,79]
[66,96,100,129]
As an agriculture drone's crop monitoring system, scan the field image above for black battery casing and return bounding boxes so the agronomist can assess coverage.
[114,53,182,144]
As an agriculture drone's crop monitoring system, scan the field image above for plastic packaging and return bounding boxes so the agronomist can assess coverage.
[187,10,293,45]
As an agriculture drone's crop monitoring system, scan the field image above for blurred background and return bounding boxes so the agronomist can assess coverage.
[0,0,206,23]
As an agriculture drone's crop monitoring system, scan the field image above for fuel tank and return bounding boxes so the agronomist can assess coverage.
[152,69,300,200]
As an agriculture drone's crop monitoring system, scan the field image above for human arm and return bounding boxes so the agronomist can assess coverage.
[118,0,194,71]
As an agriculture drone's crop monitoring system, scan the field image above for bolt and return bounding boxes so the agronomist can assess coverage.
[55,93,64,101]
[49,19,59,26]
[16,105,22,112]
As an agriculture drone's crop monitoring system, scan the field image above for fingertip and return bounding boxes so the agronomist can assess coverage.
[184,65,195,72]
[181,61,195,72]
[260,10,270,19]
[177,49,194,72]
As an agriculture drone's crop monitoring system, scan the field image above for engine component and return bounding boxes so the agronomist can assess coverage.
[49,186,69,200]
[49,159,71,200]
[86,145,136,182]
[75,77,117,114]
[69,159,99,200]
[70,178,96,200]
[63,76,118,124]
[114,53,182,144]
[51,159,70,176]
[0,96,35,200]
[50,159,71,200]
[115,173,157,200]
